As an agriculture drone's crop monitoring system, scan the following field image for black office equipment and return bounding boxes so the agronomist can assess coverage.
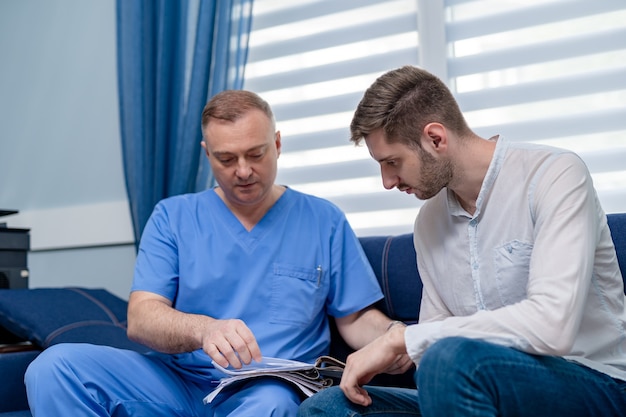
[0,210,29,289]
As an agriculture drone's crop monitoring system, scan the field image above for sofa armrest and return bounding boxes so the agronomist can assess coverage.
[607,213,626,279]
[0,350,40,412]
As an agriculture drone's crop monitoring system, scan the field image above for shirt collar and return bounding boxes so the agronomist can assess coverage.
[447,135,509,219]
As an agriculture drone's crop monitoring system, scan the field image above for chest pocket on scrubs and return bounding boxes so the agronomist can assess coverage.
[270,263,324,326]
[493,240,533,305]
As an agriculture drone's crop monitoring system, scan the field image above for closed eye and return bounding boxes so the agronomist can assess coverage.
[216,156,235,165]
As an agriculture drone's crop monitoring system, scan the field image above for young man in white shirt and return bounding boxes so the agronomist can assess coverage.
[298,65,626,417]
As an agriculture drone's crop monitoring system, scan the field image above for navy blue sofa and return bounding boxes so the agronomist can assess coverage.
[0,213,624,416]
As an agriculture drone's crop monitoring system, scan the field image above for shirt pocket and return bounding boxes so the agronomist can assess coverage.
[270,263,324,326]
[493,240,533,305]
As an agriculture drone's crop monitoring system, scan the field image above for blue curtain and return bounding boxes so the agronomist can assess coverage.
[116,0,253,246]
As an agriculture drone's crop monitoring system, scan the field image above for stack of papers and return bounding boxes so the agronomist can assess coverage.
[204,356,345,404]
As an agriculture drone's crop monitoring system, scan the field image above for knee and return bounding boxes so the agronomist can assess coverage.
[26,344,72,384]
[298,387,349,417]
[423,337,493,366]
[417,337,493,386]
[25,343,89,397]
[25,343,107,389]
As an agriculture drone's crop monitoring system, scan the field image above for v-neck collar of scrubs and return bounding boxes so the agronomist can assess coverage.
[208,187,293,250]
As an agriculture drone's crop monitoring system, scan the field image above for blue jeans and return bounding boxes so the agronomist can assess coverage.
[298,337,626,417]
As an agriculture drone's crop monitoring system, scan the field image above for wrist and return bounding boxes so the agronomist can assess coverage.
[384,321,408,354]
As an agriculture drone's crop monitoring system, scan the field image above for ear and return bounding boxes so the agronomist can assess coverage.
[200,140,210,157]
[421,122,448,153]
[275,131,282,157]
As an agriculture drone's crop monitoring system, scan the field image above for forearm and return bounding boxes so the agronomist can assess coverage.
[127,292,211,353]
[127,291,261,368]
[336,307,400,350]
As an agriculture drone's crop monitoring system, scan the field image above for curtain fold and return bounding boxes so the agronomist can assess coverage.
[116,0,253,246]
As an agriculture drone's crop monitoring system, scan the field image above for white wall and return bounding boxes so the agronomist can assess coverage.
[0,0,135,299]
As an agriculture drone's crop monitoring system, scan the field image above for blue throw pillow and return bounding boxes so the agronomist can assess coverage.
[0,287,149,352]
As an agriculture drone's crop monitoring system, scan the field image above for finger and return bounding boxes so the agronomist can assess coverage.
[234,326,262,364]
[340,365,373,406]
[207,321,260,368]
[228,335,261,366]
[225,328,262,366]
[340,384,371,406]
[204,342,229,368]
[216,333,250,369]
[205,332,247,369]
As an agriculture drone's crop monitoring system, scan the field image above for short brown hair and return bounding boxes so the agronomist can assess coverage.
[350,66,470,147]
[201,90,274,130]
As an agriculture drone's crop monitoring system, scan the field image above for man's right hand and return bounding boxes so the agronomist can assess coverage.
[202,318,262,369]
[340,325,408,406]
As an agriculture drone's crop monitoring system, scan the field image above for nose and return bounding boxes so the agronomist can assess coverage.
[235,158,252,179]
[381,167,398,190]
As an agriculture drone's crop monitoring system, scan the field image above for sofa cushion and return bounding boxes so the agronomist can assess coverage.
[0,287,148,352]
[359,234,422,322]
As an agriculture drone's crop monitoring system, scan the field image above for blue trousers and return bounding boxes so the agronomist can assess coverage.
[25,343,301,417]
[298,337,626,417]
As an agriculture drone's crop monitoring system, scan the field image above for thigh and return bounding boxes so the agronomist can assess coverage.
[417,337,626,417]
[208,378,302,417]
[26,343,207,417]
[298,385,420,417]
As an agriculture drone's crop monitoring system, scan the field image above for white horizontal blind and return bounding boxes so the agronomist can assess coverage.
[244,0,626,237]
[243,0,421,236]
[446,0,626,214]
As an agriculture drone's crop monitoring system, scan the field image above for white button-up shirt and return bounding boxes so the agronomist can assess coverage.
[406,137,626,381]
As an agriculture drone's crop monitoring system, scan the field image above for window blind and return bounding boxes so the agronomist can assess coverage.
[244,0,626,236]
[243,0,421,236]
[447,0,626,215]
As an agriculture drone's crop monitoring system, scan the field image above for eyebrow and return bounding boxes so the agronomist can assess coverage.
[369,147,392,164]
[212,144,268,158]
[374,155,395,164]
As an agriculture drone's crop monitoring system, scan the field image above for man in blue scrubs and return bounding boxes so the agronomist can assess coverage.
[25,90,412,416]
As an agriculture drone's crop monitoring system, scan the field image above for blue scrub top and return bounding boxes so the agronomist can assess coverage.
[132,188,382,375]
